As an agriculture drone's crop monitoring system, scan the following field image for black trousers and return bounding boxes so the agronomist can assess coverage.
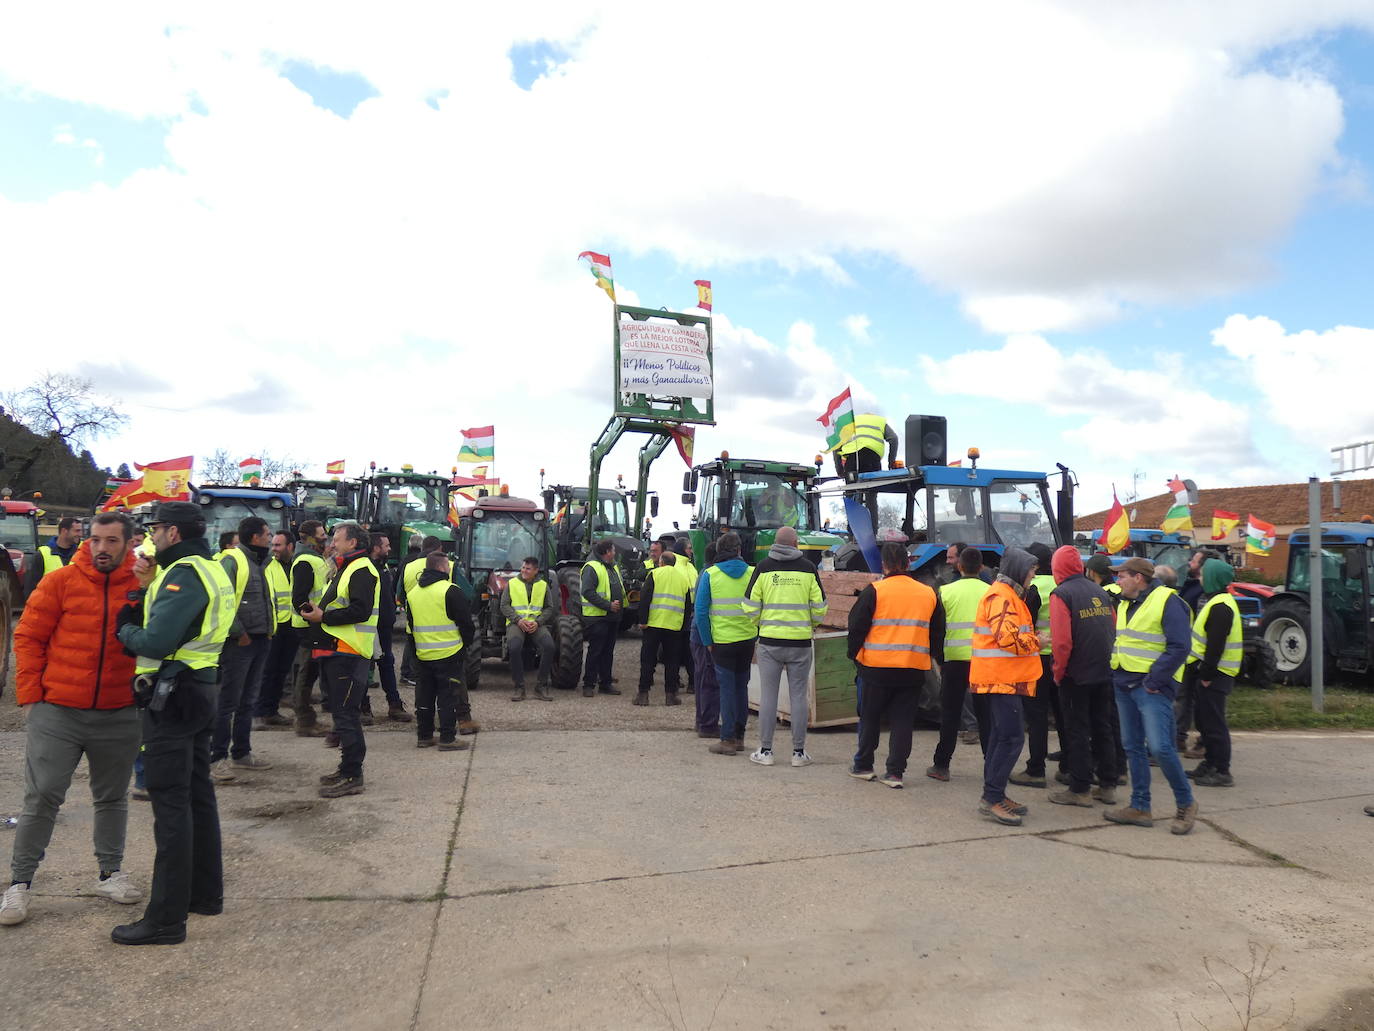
[141,677,223,926]
[416,653,462,741]
[581,616,616,690]
[853,674,922,777]
[374,620,403,709]
[1023,655,1065,775]
[1175,673,1196,747]
[638,626,681,694]
[256,623,298,716]
[678,627,694,691]
[1188,667,1233,773]
[1058,676,1118,793]
[321,653,369,778]
[932,660,971,769]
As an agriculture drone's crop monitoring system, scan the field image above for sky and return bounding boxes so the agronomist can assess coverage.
[4,1,1374,531]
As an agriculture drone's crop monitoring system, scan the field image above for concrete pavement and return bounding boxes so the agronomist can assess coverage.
[2,719,1372,1030]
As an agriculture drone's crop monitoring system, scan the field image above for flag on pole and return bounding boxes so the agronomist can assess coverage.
[135,456,193,500]
[326,460,345,476]
[240,457,263,485]
[1211,509,1240,540]
[1246,515,1277,557]
[577,251,615,302]
[669,425,695,467]
[1103,488,1130,554]
[816,387,855,452]
[694,280,712,312]
[100,479,152,511]
[1160,475,1193,534]
[458,426,495,464]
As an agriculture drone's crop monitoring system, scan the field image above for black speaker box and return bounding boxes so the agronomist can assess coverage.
[905,414,947,468]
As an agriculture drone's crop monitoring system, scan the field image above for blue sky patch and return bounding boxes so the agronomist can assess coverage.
[279,60,378,117]
[509,40,571,90]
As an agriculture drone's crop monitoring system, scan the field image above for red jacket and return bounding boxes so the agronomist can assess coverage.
[15,541,139,709]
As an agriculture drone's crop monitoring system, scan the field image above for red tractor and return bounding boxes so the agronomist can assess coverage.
[1,499,41,684]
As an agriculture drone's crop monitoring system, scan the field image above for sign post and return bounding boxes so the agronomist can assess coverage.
[1308,477,1323,714]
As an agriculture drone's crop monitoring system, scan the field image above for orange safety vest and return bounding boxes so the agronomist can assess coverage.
[855,575,937,670]
[969,579,1042,695]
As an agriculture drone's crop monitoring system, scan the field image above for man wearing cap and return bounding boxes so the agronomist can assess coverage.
[110,501,236,945]
[1105,556,1198,835]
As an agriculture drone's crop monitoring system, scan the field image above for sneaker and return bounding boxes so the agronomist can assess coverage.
[458,720,481,735]
[632,692,649,707]
[978,800,1023,826]
[1048,789,1093,808]
[95,871,142,905]
[1185,761,1213,780]
[416,737,436,748]
[749,748,775,766]
[319,769,346,786]
[847,766,877,781]
[231,753,272,770]
[1364,804,1374,817]
[1091,785,1118,806]
[708,739,738,755]
[387,706,413,723]
[1171,801,1199,835]
[1193,771,1234,788]
[878,772,903,789]
[437,739,470,751]
[1003,797,1029,816]
[209,759,237,783]
[1104,806,1154,827]
[791,751,813,768]
[401,675,417,686]
[131,787,150,802]
[925,765,950,782]
[1008,768,1047,788]
[319,776,365,798]
[0,883,31,925]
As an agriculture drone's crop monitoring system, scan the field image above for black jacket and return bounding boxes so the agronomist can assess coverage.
[1195,596,1235,681]
[1049,574,1115,685]
[410,568,476,652]
[304,550,378,652]
[115,538,218,684]
[847,572,945,687]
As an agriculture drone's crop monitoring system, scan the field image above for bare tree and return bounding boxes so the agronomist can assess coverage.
[197,448,303,487]
[1,374,127,491]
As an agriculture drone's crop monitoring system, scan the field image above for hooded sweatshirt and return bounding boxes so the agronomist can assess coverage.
[744,542,826,648]
[409,567,476,652]
[996,547,1037,597]
[1048,545,1116,684]
[1024,542,1055,630]
[1195,558,1237,680]
[693,552,752,646]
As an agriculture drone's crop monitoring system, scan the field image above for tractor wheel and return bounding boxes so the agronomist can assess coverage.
[1260,599,1312,686]
[464,645,482,692]
[1242,636,1279,689]
[0,580,13,691]
[555,615,583,690]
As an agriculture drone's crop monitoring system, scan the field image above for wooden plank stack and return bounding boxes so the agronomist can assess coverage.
[817,570,879,629]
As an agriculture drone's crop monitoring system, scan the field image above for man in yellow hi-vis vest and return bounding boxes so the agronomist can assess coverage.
[1184,558,1242,788]
[500,554,558,701]
[406,552,476,749]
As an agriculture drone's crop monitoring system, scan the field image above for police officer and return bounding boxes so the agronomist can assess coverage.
[112,500,236,945]
[26,516,81,593]
[636,552,686,706]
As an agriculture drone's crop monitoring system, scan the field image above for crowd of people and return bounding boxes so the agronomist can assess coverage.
[3,503,1369,947]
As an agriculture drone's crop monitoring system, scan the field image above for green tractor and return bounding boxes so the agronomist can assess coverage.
[682,456,834,567]
[543,481,653,630]
[357,464,454,570]
[285,476,360,532]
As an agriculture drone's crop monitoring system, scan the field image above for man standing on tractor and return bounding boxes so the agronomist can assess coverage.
[406,552,476,749]
[831,413,899,478]
[501,555,558,702]
[579,539,624,698]
[636,552,686,706]
[26,516,82,593]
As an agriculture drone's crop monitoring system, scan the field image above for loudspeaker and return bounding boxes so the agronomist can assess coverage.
[905,414,947,468]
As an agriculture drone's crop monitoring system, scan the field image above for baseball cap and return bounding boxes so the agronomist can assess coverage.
[1116,556,1155,578]
[1084,554,1114,578]
[144,501,204,530]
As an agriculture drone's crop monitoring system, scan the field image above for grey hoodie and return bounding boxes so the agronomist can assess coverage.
[996,547,1036,598]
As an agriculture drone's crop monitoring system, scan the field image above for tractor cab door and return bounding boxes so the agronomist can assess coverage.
[1332,546,1372,666]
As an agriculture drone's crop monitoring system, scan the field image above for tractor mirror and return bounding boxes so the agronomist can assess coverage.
[682,471,692,492]
[335,485,350,506]
[650,496,659,517]
[682,492,696,506]
[1344,549,1363,582]
[542,489,555,511]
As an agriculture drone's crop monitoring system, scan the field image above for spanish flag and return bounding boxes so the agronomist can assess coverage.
[135,456,194,500]
[326,460,345,476]
[1211,509,1240,541]
[1103,488,1130,555]
[694,279,712,312]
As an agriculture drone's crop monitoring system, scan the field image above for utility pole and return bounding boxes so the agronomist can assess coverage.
[1307,477,1323,714]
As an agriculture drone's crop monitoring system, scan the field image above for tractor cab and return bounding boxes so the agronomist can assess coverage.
[286,477,359,531]
[1261,524,1374,683]
[684,456,834,568]
[189,485,295,547]
[545,483,650,627]
[1084,529,1200,580]
[358,465,454,566]
[2,498,41,604]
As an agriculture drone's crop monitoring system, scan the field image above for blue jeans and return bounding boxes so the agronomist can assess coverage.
[981,694,1024,804]
[212,635,270,761]
[1116,684,1194,811]
[713,639,754,742]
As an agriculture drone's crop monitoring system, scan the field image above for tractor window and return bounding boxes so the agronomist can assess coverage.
[377,483,446,525]
[987,481,1056,550]
[294,485,355,523]
[1,512,39,552]
[591,495,629,535]
[731,474,811,531]
[471,514,544,572]
[696,478,721,528]
[200,500,291,549]
[929,487,983,543]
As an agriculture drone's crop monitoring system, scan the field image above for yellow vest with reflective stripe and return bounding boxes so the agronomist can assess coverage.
[221,548,250,612]
[744,564,825,641]
[1031,573,1055,655]
[264,559,291,625]
[38,545,67,577]
[857,575,936,669]
[507,576,548,628]
[322,555,380,658]
[645,564,687,631]
[1188,593,1243,676]
[705,564,756,644]
[1111,586,1185,683]
[939,577,985,661]
[580,560,623,619]
[133,555,236,675]
[289,551,328,629]
[409,579,464,661]
[837,414,887,458]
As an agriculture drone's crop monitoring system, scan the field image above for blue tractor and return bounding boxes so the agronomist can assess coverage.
[1259,523,1374,686]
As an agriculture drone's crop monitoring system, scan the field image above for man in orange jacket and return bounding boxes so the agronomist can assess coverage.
[1,512,144,928]
[970,547,1043,827]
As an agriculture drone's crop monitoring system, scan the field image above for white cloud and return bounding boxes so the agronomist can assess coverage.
[51,124,104,166]
[1211,314,1374,447]
[843,314,871,344]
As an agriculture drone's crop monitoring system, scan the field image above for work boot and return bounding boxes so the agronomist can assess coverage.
[925,765,950,782]
[1048,789,1093,808]
[664,692,682,706]
[582,685,595,698]
[1364,804,1374,817]
[534,683,552,701]
[1104,806,1153,827]
[359,710,375,727]
[708,739,738,755]
[1091,785,1118,805]
[437,738,470,752]
[1171,801,1199,835]
[111,917,186,946]
[1003,797,1029,816]
[632,692,649,706]
[458,720,481,735]
[599,685,622,696]
[295,721,329,738]
[319,776,365,798]
[510,684,527,702]
[1008,767,1047,789]
[387,705,413,723]
[252,714,290,730]
[1193,770,1234,788]
[978,800,1023,826]
[1185,761,1213,780]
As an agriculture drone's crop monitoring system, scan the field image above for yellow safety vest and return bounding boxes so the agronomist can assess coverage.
[264,558,291,626]
[408,579,464,661]
[743,564,825,641]
[645,564,687,632]
[133,555,236,675]
[580,560,623,619]
[289,551,329,629]
[837,414,887,458]
[38,545,67,577]
[221,548,250,611]
[507,576,549,627]
[1110,586,1185,683]
[1030,573,1055,656]
[1188,593,1243,677]
[938,577,986,662]
[321,555,381,658]
[705,564,756,644]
